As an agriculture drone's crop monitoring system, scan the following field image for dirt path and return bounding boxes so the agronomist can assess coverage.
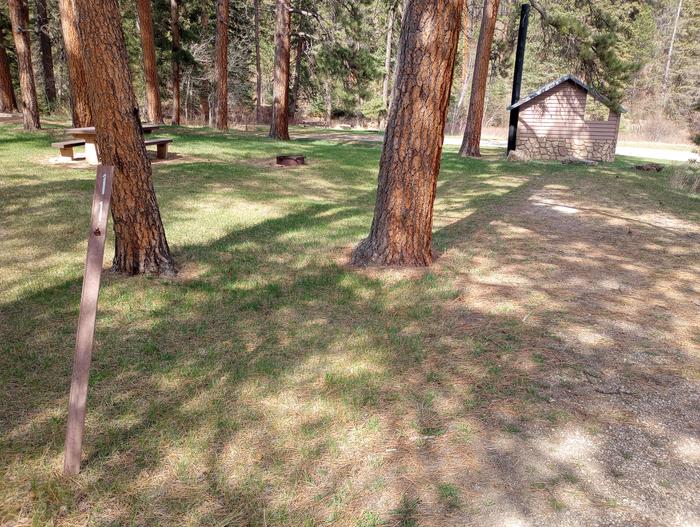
[426,175,700,526]
[294,128,699,162]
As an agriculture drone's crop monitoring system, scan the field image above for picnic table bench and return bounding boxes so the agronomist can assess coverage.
[51,139,86,160]
[144,138,173,159]
[55,124,170,165]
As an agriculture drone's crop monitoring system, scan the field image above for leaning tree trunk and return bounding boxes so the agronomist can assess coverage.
[170,0,180,125]
[58,0,92,126]
[35,0,56,106]
[74,0,176,276]
[8,0,40,130]
[0,26,18,112]
[254,0,262,123]
[136,0,163,123]
[268,0,290,140]
[459,0,499,157]
[214,0,228,130]
[352,0,463,267]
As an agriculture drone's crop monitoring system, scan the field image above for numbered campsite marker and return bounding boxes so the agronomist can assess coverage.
[64,165,114,476]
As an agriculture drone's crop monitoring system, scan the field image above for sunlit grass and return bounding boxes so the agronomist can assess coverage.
[1,122,698,525]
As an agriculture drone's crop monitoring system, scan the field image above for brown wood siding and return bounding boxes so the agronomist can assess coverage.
[517,80,620,141]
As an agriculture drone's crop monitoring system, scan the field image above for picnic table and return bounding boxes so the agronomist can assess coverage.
[65,124,160,165]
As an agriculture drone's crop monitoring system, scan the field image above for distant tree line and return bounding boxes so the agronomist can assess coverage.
[1,0,696,141]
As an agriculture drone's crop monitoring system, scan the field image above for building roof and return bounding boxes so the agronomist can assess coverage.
[506,74,627,113]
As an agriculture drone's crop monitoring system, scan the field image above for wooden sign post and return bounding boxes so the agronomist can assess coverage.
[64,165,114,476]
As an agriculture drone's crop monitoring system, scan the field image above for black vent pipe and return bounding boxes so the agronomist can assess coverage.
[507,3,530,153]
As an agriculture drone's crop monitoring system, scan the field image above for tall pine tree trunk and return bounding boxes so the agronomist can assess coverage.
[450,1,471,134]
[324,79,332,126]
[254,0,262,123]
[35,0,56,106]
[8,0,40,130]
[268,0,290,140]
[0,25,18,112]
[381,4,395,109]
[58,0,92,126]
[214,0,228,130]
[459,0,499,157]
[74,0,176,276]
[170,0,180,125]
[199,8,210,125]
[352,0,463,267]
[288,36,303,119]
[136,0,163,123]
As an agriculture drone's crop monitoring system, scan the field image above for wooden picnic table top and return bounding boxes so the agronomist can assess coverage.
[66,123,160,135]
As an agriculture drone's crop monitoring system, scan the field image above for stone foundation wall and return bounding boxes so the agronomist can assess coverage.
[516,136,616,162]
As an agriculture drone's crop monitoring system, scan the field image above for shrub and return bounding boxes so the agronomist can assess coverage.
[670,161,700,194]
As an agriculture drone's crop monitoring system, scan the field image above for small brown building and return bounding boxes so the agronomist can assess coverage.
[507,75,626,162]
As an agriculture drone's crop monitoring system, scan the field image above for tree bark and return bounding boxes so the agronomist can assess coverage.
[199,94,209,124]
[8,0,40,130]
[288,36,303,119]
[136,0,163,123]
[58,0,92,126]
[381,4,395,109]
[0,25,18,112]
[199,7,210,125]
[450,0,471,134]
[170,0,180,125]
[214,0,228,130]
[461,1,470,83]
[35,0,56,106]
[254,0,262,123]
[324,79,332,126]
[74,0,176,276]
[268,0,290,140]
[459,0,499,157]
[352,0,463,267]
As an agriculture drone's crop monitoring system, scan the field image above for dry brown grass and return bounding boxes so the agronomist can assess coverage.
[1,124,699,526]
[670,162,700,194]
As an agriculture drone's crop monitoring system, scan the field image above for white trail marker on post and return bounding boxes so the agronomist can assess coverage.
[64,165,114,476]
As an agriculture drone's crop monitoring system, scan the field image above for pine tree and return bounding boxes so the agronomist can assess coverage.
[170,0,181,125]
[74,0,176,276]
[0,21,18,112]
[136,0,163,124]
[529,0,639,109]
[214,0,228,130]
[269,0,291,140]
[58,0,92,126]
[8,0,40,130]
[352,0,464,267]
[35,0,56,106]
[459,0,499,157]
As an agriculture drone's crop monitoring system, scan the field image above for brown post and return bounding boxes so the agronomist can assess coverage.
[63,165,114,476]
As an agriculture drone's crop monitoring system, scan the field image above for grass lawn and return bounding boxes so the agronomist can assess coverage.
[1,123,699,526]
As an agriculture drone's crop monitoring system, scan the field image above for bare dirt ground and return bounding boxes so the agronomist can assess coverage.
[418,175,700,526]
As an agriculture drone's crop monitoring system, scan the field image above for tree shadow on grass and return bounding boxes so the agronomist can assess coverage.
[2,131,698,525]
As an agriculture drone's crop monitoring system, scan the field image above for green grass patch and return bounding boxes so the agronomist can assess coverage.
[1,123,696,525]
